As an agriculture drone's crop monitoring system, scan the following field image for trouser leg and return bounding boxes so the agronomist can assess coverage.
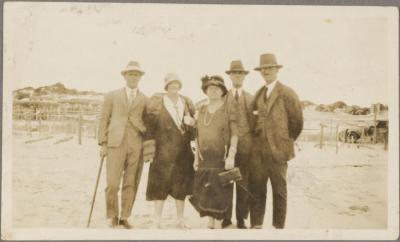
[235,134,252,221]
[120,139,143,219]
[236,160,249,220]
[105,145,126,219]
[269,162,288,229]
[249,147,268,227]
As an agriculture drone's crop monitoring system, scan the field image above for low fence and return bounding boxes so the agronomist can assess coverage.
[298,118,388,152]
[13,110,388,151]
[13,111,99,145]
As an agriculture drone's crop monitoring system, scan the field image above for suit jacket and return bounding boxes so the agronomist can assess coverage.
[225,89,254,134]
[251,82,303,162]
[98,88,148,147]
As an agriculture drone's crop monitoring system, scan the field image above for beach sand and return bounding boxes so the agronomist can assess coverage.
[12,135,387,229]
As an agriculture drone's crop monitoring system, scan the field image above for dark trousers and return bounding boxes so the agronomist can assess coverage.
[249,135,288,228]
[226,133,252,221]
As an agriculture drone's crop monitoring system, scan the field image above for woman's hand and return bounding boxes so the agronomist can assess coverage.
[224,155,235,170]
[193,158,199,171]
[224,146,236,170]
[184,115,196,126]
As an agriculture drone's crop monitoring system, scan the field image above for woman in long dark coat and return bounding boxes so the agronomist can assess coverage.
[145,72,196,229]
[190,75,238,229]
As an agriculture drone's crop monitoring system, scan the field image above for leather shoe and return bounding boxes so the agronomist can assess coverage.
[119,219,133,229]
[221,219,232,228]
[109,217,119,228]
[237,219,247,229]
[252,224,263,229]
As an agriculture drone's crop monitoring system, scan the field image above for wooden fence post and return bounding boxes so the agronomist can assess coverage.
[78,113,82,145]
[335,124,339,154]
[94,122,97,139]
[319,123,325,149]
[38,118,42,136]
[373,104,380,144]
[384,130,388,151]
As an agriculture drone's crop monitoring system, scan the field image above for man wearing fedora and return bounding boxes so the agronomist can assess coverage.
[98,61,152,229]
[249,53,303,229]
[223,60,254,229]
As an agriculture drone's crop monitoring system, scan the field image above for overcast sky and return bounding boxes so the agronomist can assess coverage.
[4,3,397,106]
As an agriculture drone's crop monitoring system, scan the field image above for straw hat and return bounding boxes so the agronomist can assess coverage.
[121,61,145,75]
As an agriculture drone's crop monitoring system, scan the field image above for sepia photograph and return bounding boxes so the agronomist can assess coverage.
[2,2,399,240]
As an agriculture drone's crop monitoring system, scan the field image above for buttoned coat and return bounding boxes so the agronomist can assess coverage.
[145,93,196,200]
[251,82,303,162]
[98,88,148,147]
[224,90,255,134]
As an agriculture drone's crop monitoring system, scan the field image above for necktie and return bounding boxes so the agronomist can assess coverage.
[264,87,269,102]
[235,90,239,101]
[129,90,135,104]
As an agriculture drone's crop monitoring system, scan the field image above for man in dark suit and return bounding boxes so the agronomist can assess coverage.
[249,53,303,229]
[98,61,151,229]
[223,60,254,229]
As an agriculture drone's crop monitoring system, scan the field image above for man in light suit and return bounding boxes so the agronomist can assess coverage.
[98,61,150,229]
[223,60,254,229]
[249,53,303,229]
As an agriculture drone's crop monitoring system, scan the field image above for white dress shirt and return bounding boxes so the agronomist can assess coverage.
[265,79,278,98]
[125,86,138,104]
[163,95,185,129]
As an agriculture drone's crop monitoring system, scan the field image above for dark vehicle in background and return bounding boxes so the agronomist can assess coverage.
[339,120,388,143]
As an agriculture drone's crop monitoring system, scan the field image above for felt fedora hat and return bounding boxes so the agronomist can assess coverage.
[225,60,249,74]
[254,53,283,71]
[164,72,182,91]
[121,61,145,75]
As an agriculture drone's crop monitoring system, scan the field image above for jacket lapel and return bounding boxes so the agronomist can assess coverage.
[130,91,144,111]
[243,90,251,111]
[227,90,234,104]
[265,82,281,117]
[243,91,253,121]
[252,86,266,112]
[119,88,129,109]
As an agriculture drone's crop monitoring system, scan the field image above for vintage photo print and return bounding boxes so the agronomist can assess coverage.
[2,2,399,240]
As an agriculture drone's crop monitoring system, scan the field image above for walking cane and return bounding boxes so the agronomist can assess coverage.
[87,155,105,228]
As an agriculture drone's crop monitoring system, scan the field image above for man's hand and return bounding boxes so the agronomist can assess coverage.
[100,144,107,158]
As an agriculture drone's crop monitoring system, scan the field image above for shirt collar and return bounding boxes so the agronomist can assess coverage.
[265,79,278,91]
[231,87,243,97]
[125,86,138,94]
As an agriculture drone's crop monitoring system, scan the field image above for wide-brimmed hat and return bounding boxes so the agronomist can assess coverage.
[164,72,182,91]
[201,75,228,97]
[254,53,283,71]
[121,61,145,75]
[225,60,249,75]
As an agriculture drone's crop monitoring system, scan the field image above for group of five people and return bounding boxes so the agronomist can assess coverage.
[97,53,304,230]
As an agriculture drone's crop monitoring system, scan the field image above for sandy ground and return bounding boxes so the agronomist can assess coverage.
[12,135,387,229]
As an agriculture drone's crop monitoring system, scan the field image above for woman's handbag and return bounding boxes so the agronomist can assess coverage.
[218,167,242,186]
